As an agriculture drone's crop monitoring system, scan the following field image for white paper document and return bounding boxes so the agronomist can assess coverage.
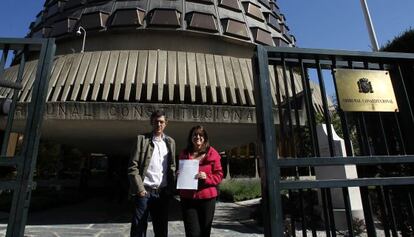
[177,160,199,190]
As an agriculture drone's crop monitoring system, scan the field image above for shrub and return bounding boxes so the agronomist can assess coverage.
[219,178,261,202]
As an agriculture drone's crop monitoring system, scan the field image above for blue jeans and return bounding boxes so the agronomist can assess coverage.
[130,191,169,237]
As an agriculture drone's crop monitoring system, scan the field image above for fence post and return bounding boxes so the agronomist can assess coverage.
[6,38,55,237]
[253,45,283,237]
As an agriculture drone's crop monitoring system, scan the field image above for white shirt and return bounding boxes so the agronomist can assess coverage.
[143,135,169,189]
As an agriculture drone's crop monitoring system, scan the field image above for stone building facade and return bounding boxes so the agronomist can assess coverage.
[2,0,329,157]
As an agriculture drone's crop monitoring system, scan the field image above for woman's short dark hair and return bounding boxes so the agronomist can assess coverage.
[186,125,210,154]
[150,110,166,123]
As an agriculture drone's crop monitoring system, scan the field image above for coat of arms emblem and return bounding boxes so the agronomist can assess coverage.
[357,78,373,93]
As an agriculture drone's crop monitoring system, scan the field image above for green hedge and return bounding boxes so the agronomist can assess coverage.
[219,178,261,202]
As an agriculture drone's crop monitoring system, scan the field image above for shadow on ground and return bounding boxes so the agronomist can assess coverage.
[213,222,262,234]
[213,201,263,234]
[0,196,264,236]
[0,196,183,225]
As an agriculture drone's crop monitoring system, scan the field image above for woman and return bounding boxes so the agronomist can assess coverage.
[178,125,223,237]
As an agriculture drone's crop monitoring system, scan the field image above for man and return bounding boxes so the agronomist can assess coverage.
[128,110,176,237]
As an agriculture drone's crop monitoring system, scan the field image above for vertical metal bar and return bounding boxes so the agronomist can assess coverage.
[360,187,377,237]
[392,110,406,155]
[0,45,10,78]
[394,186,413,236]
[308,189,317,237]
[253,45,283,237]
[289,66,301,157]
[1,46,27,156]
[342,187,354,237]
[363,62,391,237]
[7,39,55,237]
[354,116,367,156]
[281,56,295,156]
[346,60,377,236]
[407,187,414,233]
[361,61,373,156]
[0,45,10,153]
[311,228,317,237]
[299,59,319,157]
[348,68,365,157]
[383,187,398,237]
[317,56,346,235]
[332,59,353,156]
[255,153,260,178]
[299,189,307,237]
[345,60,359,154]
[331,58,355,235]
[383,62,407,155]
[223,154,230,179]
[359,113,372,155]
[326,189,337,237]
[321,188,332,237]
[366,62,389,155]
[315,58,335,157]
[333,58,359,236]
[292,220,297,237]
[288,65,307,236]
[289,190,297,237]
[347,60,371,157]
[376,186,391,237]
[396,63,414,120]
[301,60,320,237]
[394,63,414,153]
[376,114,389,154]
[273,65,286,152]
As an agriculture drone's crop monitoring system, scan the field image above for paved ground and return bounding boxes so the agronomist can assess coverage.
[0,197,391,236]
[0,197,264,237]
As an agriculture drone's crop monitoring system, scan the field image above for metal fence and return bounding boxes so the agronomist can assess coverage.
[254,45,414,237]
[0,38,55,237]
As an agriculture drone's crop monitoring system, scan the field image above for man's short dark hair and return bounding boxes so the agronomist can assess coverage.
[150,110,167,123]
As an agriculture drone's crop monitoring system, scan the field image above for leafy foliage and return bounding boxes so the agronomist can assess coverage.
[219,178,261,202]
[382,28,414,53]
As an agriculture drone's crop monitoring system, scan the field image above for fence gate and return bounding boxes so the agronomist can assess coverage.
[0,38,55,237]
[254,45,414,237]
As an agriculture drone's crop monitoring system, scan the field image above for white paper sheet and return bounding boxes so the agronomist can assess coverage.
[177,160,199,190]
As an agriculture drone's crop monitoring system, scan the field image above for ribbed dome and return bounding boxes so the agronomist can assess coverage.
[2,0,331,155]
[28,0,294,47]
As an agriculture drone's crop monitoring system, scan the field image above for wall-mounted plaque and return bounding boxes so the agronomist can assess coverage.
[334,69,398,112]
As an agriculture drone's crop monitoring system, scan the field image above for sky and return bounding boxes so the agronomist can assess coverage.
[278,0,414,51]
[0,0,413,51]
